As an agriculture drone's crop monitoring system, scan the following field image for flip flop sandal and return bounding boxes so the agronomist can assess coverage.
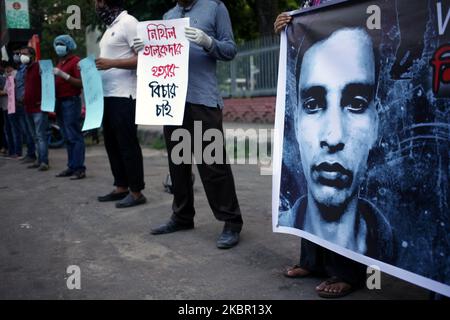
[283,264,311,278]
[317,277,354,299]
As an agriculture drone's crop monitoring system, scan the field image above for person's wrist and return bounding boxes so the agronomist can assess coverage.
[204,36,213,51]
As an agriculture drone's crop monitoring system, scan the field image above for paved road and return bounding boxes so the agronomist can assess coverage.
[0,145,429,299]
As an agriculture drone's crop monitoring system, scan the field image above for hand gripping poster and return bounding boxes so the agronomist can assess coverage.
[272,0,450,296]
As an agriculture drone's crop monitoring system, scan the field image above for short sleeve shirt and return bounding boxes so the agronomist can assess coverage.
[99,11,138,99]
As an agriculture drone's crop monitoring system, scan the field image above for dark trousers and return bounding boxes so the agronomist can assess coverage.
[299,239,367,287]
[103,97,145,192]
[2,110,13,152]
[0,107,5,149]
[163,103,243,232]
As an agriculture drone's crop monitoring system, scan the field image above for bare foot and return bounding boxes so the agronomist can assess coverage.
[316,277,353,298]
[283,265,311,278]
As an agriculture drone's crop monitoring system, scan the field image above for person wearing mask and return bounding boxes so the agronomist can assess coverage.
[94,0,147,208]
[53,35,86,180]
[12,49,36,162]
[21,46,49,171]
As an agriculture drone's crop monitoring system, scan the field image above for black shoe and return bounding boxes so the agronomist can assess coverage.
[150,219,194,235]
[56,169,74,177]
[20,156,37,164]
[216,229,240,249]
[98,191,129,202]
[70,171,86,180]
[115,194,147,209]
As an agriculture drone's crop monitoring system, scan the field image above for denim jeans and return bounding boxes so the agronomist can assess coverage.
[27,112,49,165]
[56,96,86,172]
[6,111,22,156]
[16,103,36,159]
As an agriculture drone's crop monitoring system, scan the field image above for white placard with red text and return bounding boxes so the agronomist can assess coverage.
[136,18,190,126]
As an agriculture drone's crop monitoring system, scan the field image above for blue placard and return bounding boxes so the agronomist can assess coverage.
[79,56,104,131]
[39,60,55,112]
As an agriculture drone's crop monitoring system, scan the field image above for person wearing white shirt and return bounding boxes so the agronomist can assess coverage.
[94,0,146,209]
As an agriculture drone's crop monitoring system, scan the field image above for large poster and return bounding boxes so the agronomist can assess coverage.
[273,0,450,296]
[135,18,190,126]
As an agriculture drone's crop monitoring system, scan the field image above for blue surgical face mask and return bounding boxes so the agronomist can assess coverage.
[55,45,68,57]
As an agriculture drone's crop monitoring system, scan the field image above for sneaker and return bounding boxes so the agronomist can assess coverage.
[37,163,49,171]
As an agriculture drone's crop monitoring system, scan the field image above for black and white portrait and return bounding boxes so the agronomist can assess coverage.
[273,0,450,296]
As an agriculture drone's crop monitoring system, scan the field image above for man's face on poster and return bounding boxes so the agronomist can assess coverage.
[296,28,379,213]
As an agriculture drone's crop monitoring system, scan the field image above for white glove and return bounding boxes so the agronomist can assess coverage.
[133,37,145,53]
[53,68,70,81]
[184,27,213,50]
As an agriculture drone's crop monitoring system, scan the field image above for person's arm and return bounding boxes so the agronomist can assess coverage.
[66,76,82,88]
[53,66,82,88]
[274,12,292,34]
[203,3,237,61]
[95,56,138,70]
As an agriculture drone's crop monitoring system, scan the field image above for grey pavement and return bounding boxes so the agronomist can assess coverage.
[0,143,430,300]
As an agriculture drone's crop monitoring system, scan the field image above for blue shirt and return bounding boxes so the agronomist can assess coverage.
[15,64,27,101]
[164,0,237,108]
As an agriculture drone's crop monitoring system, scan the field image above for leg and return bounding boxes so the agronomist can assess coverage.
[297,238,326,275]
[191,104,243,232]
[7,113,22,157]
[33,112,49,165]
[102,98,129,190]
[111,98,144,194]
[0,107,5,150]
[315,248,366,298]
[61,97,85,172]
[3,110,13,154]
[56,99,71,170]
[164,119,195,226]
[323,250,367,288]
[151,105,196,233]
[16,104,36,159]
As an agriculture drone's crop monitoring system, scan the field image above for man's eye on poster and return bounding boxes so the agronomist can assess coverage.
[273,0,450,297]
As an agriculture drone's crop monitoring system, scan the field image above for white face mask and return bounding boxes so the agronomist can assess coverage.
[20,55,31,65]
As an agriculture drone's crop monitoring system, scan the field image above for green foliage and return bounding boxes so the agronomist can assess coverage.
[29,0,301,60]
[29,0,97,60]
